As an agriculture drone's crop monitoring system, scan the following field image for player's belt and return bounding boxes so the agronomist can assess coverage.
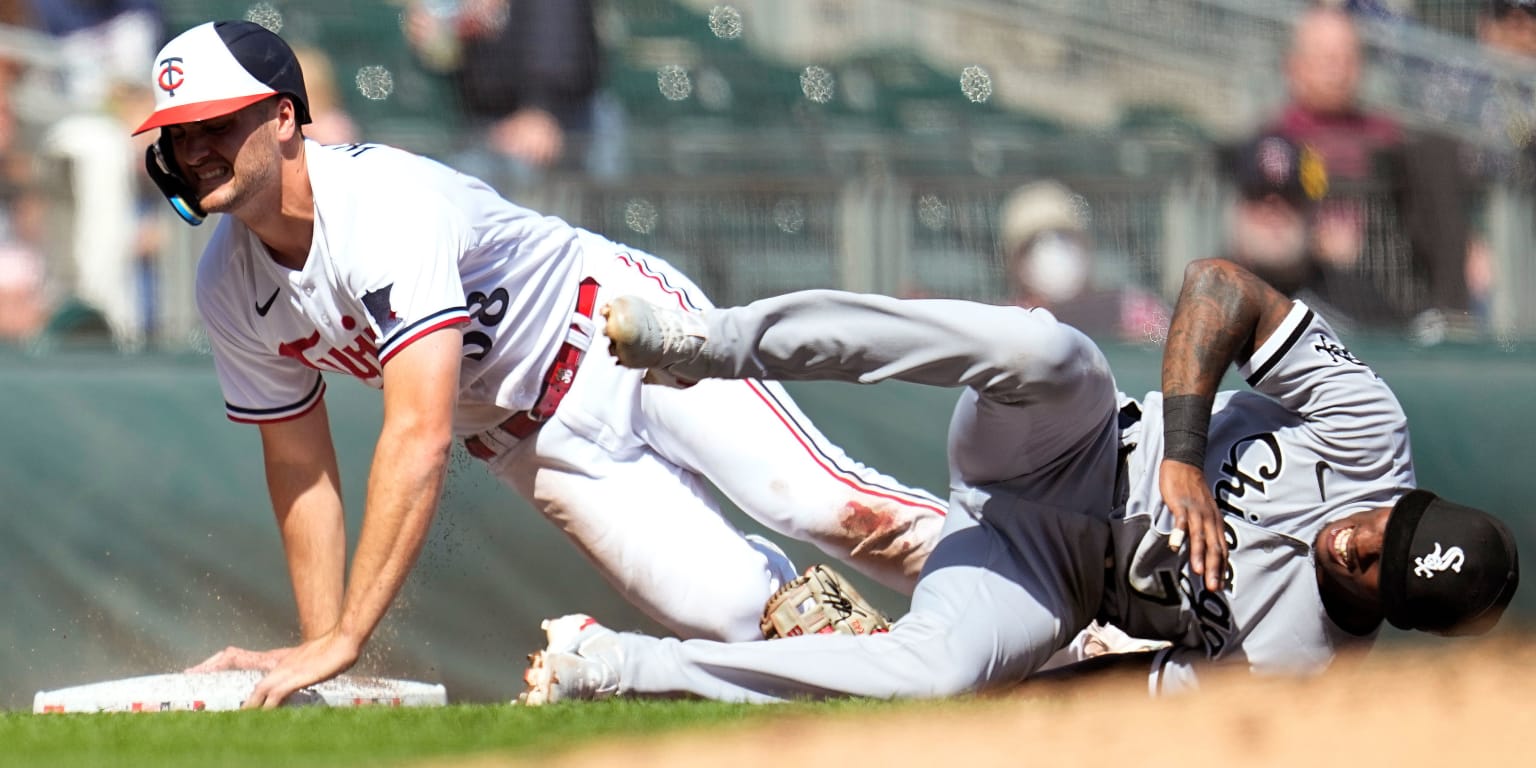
[464,277,601,461]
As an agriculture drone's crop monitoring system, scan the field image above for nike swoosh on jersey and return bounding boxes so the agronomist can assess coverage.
[255,288,280,317]
[1314,461,1331,502]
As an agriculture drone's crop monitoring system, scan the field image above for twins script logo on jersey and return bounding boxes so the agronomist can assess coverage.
[1413,543,1465,579]
[157,57,185,96]
[278,317,383,383]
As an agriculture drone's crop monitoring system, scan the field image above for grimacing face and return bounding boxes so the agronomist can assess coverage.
[1313,505,1393,621]
[165,97,283,216]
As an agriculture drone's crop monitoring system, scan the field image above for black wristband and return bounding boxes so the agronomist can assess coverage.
[1163,394,1213,468]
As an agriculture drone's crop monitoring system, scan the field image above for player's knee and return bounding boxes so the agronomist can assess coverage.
[885,620,988,696]
[660,563,778,642]
[833,500,926,561]
[669,600,765,643]
[926,663,986,697]
[982,320,1112,403]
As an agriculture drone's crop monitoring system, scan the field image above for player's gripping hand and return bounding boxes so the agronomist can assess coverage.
[186,645,295,674]
[1159,459,1228,593]
[242,630,360,709]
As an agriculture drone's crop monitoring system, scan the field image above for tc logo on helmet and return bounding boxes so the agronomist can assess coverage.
[157,57,185,96]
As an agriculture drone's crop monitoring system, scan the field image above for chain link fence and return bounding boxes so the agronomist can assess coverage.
[3,1,1535,352]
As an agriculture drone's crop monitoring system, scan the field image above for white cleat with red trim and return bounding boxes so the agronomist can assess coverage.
[518,614,623,706]
[601,295,706,387]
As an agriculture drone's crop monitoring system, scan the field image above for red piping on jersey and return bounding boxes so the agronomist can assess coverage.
[379,316,472,366]
[743,379,947,516]
[612,251,941,515]
[616,253,696,310]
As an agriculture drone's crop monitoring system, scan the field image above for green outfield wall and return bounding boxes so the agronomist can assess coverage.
[1,342,1532,709]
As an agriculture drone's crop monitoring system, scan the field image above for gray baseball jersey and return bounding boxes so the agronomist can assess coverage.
[1105,301,1413,692]
[591,291,1412,702]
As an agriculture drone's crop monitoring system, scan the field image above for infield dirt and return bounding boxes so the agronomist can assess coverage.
[441,634,1536,768]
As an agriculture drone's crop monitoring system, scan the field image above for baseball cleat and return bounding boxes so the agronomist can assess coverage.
[601,296,707,386]
[518,614,622,706]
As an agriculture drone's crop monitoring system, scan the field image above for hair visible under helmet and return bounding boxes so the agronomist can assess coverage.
[134,20,311,225]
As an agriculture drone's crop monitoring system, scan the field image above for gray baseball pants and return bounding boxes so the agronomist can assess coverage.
[611,289,1124,700]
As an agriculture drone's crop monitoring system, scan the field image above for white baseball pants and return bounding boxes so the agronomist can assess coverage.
[482,256,948,642]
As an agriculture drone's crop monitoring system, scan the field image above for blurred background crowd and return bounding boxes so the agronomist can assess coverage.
[2,0,1536,351]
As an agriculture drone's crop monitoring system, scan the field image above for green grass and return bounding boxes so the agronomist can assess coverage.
[0,698,935,768]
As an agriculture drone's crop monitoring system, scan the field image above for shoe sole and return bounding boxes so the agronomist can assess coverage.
[602,300,700,388]
[519,651,554,706]
[601,298,657,368]
[518,615,597,706]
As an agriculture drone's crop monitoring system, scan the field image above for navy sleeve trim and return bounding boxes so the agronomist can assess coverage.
[1245,309,1314,387]
[225,374,325,422]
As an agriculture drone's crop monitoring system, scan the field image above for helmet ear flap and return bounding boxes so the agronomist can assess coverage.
[146,132,206,226]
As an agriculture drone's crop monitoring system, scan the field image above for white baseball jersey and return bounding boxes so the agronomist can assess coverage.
[192,141,952,644]
[1106,302,1415,692]
[195,140,587,434]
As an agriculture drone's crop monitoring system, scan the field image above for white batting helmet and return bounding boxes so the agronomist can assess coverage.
[134,21,312,226]
[133,20,311,136]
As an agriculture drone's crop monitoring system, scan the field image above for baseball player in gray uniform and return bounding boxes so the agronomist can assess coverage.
[520,257,1519,703]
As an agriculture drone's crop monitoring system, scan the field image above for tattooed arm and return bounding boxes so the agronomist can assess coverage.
[1159,258,1294,592]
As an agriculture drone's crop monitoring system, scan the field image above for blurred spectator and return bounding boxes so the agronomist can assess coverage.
[1416,3,1536,175]
[401,0,623,188]
[113,81,167,341]
[0,244,45,342]
[1465,1,1536,326]
[1269,5,1401,269]
[999,180,1168,343]
[29,0,164,348]
[1467,5,1536,174]
[25,0,161,111]
[0,132,47,347]
[1479,1,1536,57]
[27,0,159,107]
[1263,4,1477,332]
[0,2,48,343]
[1222,133,1404,334]
[292,45,359,146]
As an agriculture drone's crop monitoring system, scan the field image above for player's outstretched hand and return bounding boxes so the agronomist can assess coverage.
[186,645,295,674]
[242,630,360,710]
[1159,459,1228,593]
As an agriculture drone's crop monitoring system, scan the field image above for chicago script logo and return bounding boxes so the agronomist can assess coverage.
[1213,432,1283,521]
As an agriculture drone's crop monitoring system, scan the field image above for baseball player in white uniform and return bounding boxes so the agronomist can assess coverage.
[520,257,1519,703]
[133,21,947,707]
